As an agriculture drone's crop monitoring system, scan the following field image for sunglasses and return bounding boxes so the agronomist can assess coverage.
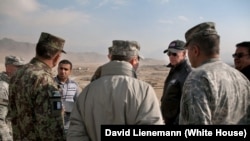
[167,52,177,57]
[232,53,249,59]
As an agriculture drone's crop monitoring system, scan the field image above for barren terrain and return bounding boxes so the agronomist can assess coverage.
[0,38,169,101]
[67,63,169,101]
[1,62,169,102]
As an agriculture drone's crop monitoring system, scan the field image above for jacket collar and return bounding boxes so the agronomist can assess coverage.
[166,59,188,71]
[30,57,52,73]
[101,61,137,78]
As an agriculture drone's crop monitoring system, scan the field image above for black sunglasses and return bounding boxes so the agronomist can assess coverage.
[232,53,249,59]
[167,52,177,57]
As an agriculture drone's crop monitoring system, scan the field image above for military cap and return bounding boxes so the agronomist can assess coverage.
[163,40,185,53]
[38,32,66,53]
[185,22,218,46]
[5,55,25,66]
[108,46,113,54]
[111,40,144,59]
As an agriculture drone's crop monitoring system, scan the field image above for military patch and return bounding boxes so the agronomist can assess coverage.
[52,91,61,97]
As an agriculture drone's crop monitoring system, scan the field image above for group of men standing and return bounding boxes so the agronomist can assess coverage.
[0,32,81,140]
[0,21,249,141]
[161,22,250,125]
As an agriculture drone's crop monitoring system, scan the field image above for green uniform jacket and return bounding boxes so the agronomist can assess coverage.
[8,57,65,140]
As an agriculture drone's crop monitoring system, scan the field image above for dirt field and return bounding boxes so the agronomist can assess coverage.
[70,63,169,101]
[1,63,169,101]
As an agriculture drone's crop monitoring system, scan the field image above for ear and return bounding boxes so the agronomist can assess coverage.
[193,45,200,57]
[183,50,186,56]
[107,54,111,60]
[129,57,137,66]
[55,53,61,62]
[53,53,61,66]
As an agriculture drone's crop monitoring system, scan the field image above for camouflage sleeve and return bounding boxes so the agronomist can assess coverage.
[0,81,9,120]
[0,73,9,83]
[179,73,212,125]
[0,81,13,141]
[0,81,10,120]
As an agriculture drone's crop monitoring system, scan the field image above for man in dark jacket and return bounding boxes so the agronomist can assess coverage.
[233,41,250,80]
[161,39,192,125]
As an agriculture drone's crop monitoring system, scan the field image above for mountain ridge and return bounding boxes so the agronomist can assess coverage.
[0,38,165,66]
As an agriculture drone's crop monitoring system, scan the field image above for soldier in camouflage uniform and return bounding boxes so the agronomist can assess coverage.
[0,56,25,83]
[0,71,8,84]
[0,56,25,141]
[179,22,250,124]
[8,32,67,140]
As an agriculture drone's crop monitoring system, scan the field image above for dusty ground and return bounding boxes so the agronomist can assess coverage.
[1,63,169,101]
[70,63,169,101]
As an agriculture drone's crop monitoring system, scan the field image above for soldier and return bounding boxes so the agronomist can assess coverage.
[8,32,66,140]
[0,56,25,83]
[0,55,25,141]
[54,59,81,133]
[67,40,164,141]
[179,22,250,124]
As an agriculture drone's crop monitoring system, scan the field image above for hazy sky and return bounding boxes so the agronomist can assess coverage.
[0,0,249,63]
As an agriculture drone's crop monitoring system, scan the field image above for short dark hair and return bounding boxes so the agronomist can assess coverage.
[190,34,220,56]
[58,59,73,70]
[36,43,60,59]
[236,41,250,55]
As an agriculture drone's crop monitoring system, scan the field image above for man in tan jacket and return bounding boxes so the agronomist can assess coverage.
[67,40,164,141]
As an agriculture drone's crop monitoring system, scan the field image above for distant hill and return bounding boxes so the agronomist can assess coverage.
[0,38,165,65]
[0,38,110,64]
[0,38,35,63]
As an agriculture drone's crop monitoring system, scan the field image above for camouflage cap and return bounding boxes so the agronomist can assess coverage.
[111,40,144,59]
[5,55,26,66]
[38,32,66,53]
[185,22,218,46]
[108,46,113,54]
[163,40,185,53]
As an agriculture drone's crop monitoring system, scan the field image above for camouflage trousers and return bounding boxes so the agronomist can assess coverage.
[0,120,13,141]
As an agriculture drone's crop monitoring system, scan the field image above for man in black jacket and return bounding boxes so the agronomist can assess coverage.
[161,39,192,125]
[233,41,250,80]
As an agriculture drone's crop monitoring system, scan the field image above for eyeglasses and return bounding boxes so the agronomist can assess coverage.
[137,56,140,61]
[232,53,249,59]
[167,52,177,57]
